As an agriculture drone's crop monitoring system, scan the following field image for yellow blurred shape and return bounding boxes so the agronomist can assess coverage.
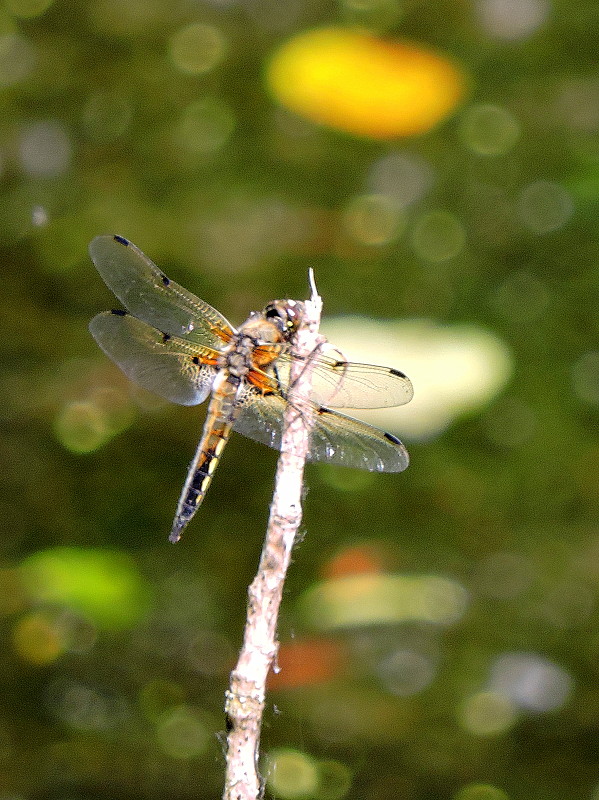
[266,27,466,139]
[13,612,64,664]
[265,748,319,799]
[300,573,468,629]
[458,691,517,736]
[54,388,134,454]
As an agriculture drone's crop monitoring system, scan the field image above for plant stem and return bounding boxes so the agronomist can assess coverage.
[223,274,322,800]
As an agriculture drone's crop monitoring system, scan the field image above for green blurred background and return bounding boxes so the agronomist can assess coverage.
[1,0,599,798]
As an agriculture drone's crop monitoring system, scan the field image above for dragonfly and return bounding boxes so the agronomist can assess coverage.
[89,235,413,542]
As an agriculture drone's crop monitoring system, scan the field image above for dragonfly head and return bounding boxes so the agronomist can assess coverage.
[262,299,304,339]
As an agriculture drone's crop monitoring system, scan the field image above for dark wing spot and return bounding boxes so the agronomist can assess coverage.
[113,235,129,246]
[161,331,171,343]
[389,368,407,378]
[332,360,347,369]
[383,431,402,445]
[191,356,200,365]
[110,308,128,317]
[160,273,170,287]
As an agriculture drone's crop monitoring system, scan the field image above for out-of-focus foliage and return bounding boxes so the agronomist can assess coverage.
[0,0,598,798]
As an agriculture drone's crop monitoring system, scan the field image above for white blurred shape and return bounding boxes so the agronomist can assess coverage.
[366,152,435,207]
[489,652,572,712]
[31,205,48,226]
[477,0,550,40]
[321,317,513,439]
[377,649,436,696]
[19,120,72,176]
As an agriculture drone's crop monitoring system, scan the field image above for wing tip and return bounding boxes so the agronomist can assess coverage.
[88,233,131,258]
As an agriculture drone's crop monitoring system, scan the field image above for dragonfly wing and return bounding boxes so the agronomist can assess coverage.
[90,310,217,406]
[234,389,409,472]
[89,235,234,346]
[272,350,414,409]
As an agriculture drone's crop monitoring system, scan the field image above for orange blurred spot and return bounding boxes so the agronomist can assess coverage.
[266,27,467,139]
[269,638,345,689]
[13,612,64,665]
[323,543,387,579]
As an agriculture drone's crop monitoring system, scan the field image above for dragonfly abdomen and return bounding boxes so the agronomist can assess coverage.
[169,374,241,542]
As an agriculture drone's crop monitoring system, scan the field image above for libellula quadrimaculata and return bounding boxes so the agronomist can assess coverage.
[89,235,413,542]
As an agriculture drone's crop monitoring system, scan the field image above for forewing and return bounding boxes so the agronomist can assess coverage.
[89,235,234,345]
[90,311,217,406]
[234,389,409,472]
[272,350,413,409]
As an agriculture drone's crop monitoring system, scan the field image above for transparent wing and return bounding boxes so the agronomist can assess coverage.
[271,349,414,409]
[89,235,234,345]
[90,311,218,406]
[234,388,409,472]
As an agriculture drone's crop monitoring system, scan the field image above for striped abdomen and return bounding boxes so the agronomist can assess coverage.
[169,374,239,542]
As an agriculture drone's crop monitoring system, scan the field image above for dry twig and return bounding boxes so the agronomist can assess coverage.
[223,271,323,800]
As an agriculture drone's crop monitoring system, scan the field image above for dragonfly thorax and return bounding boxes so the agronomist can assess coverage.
[227,347,252,380]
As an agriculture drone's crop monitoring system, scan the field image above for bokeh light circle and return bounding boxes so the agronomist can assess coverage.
[459,691,518,736]
[13,612,64,665]
[489,652,573,712]
[316,759,353,800]
[342,193,406,245]
[156,705,211,759]
[411,210,466,262]
[0,33,36,87]
[168,23,226,74]
[19,120,72,177]
[459,104,520,155]
[266,748,319,799]
[376,649,436,696]
[477,0,549,40]
[573,351,599,404]
[367,151,435,208]
[453,784,510,800]
[83,91,133,143]
[517,180,573,234]
[174,98,235,155]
